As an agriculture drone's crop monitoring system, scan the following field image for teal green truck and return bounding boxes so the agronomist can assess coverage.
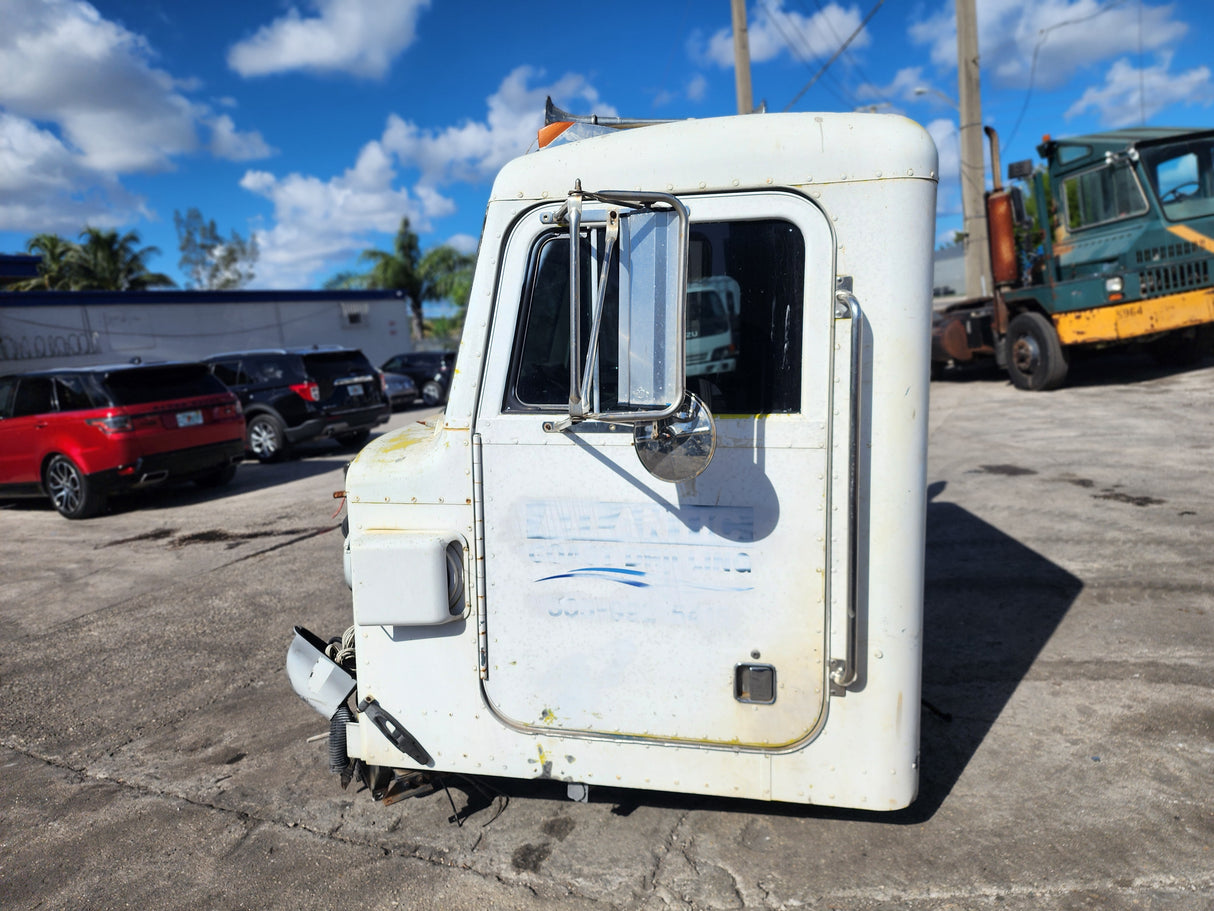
[933,126,1214,390]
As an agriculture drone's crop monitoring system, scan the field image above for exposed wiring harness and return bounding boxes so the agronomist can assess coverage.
[326,625,357,672]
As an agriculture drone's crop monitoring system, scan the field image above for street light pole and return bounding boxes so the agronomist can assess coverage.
[956,0,990,299]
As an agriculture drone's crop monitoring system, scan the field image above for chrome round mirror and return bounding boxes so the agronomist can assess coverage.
[633,392,716,482]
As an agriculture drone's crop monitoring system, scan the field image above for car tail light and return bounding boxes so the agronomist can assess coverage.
[86,414,133,434]
[290,381,321,402]
[379,372,388,394]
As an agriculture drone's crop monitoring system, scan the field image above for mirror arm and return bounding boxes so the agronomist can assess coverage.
[566,194,585,419]
[578,210,619,406]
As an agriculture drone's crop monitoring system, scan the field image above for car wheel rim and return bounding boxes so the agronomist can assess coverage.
[47,460,81,513]
[250,421,278,456]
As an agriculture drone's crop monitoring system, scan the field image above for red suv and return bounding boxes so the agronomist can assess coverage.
[0,363,245,518]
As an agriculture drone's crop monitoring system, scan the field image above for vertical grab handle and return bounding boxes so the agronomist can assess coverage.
[830,289,863,692]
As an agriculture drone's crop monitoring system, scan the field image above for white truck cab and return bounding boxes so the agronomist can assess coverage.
[288,106,938,810]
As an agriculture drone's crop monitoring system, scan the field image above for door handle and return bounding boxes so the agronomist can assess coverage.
[830,289,863,692]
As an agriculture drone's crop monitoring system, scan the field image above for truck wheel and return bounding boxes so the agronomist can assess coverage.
[44,455,106,519]
[1005,312,1069,391]
[248,414,287,462]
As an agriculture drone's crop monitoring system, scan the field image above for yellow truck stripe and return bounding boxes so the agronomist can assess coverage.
[1054,287,1214,345]
[1167,224,1214,255]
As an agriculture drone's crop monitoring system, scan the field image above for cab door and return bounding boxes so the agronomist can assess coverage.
[474,191,839,749]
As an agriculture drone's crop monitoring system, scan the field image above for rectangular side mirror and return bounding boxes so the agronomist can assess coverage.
[617,207,684,410]
[551,188,688,429]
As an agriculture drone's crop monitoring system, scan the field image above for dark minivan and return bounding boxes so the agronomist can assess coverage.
[204,347,390,461]
[0,362,245,518]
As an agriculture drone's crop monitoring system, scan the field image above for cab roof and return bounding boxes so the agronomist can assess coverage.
[490,111,938,204]
[1039,127,1214,173]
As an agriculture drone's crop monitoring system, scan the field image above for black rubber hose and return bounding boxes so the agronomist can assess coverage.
[329,703,352,775]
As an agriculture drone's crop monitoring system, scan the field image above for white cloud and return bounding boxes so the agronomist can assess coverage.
[240,141,425,287]
[856,66,926,104]
[0,0,199,172]
[909,0,1188,91]
[925,117,964,220]
[445,233,479,255]
[239,67,610,287]
[228,0,430,79]
[686,74,709,103]
[691,1,871,69]
[0,0,273,233]
[380,66,615,188]
[0,112,145,231]
[1066,54,1214,127]
[208,114,276,161]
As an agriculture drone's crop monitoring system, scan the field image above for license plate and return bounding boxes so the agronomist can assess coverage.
[176,409,203,427]
[347,384,364,397]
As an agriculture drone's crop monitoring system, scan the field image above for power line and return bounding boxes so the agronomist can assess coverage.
[1003,0,1130,153]
[761,0,861,109]
[782,0,885,112]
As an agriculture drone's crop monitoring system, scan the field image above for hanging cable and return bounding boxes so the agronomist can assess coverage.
[782,0,885,112]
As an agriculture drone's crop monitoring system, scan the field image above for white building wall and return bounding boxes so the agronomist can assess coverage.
[0,293,415,373]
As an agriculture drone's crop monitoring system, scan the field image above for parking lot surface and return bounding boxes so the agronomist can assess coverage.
[2,360,1212,910]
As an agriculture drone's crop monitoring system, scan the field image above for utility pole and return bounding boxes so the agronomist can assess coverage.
[731,0,753,115]
[956,0,990,299]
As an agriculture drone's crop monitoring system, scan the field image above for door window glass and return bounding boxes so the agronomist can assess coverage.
[12,377,54,416]
[507,219,804,415]
[53,375,101,412]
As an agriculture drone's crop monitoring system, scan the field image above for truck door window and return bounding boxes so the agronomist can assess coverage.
[1061,161,1148,230]
[507,218,804,415]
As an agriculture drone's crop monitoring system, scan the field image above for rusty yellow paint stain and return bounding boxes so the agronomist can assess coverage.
[378,425,434,454]
[540,708,557,725]
[1167,224,1214,255]
[1054,287,1214,345]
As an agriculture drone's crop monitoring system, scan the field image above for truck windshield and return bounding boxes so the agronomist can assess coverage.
[1139,137,1214,221]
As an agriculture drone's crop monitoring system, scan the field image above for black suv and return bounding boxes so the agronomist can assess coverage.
[380,350,456,406]
[204,347,389,461]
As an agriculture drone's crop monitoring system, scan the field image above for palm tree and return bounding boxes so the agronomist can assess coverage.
[420,244,476,313]
[359,218,477,339]
[10,233,77,290]
[360,217,425,337]
[68,227,175,291]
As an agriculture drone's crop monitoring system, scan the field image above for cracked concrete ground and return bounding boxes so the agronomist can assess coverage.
[2,357,1213,910]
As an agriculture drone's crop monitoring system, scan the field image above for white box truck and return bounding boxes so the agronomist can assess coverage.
[288,102,938,811]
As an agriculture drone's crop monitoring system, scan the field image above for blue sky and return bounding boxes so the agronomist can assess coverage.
[2,0,1213,289]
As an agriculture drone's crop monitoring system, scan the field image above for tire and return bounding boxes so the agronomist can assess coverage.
[247,414,287,462]
[1005,311,1069,391]
[335,429,371,449]
[44,455,106,519]
[421,380,445,406]
[195,462,237,489]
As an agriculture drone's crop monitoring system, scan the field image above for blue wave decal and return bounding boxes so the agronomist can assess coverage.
[535,567,650,588]
[534,566,754,593]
